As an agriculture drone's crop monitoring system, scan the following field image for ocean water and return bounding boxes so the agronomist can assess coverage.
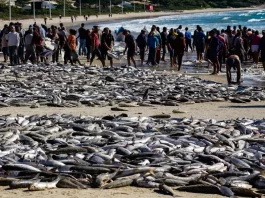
[99,9,265,33]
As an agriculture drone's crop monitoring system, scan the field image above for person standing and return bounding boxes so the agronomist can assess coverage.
[160,27,167,61]
[195,26,206,62]
[184,27,192,52]
[5,25,20,66]
[123,29,137,68]
[227,30,235,55]
[101,27,114,67]
[24,28,36,64]
[167,28,177,67]
[67,29,82,65]
[147,31,159,66]
[90,26,105,67]
[86,29,91,62]
[208,30,221,75]
[40,24,46,39]
[15,25,24,64]
[175,32,186,71]
[234,32,245,63]
[217,30,226,72]
[251,30,261,66]
[136,29,147,65]
[51,28,60,63]
[32,26,43,63]
[259,30,265,71]
[44,17,47,25]
[78,23,87,56]
[1,24,9,62]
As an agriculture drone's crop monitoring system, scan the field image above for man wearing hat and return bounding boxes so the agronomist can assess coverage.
[123,29,137,68]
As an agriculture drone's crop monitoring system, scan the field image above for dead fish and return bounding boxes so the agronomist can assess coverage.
[150,114,171,119]
[102,178,133,189]
[159,184,180,197]
[177,184,220,194]
[28,176,61,191]
[111,107,128,111]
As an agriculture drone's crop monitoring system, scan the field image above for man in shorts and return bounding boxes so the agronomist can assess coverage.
[90,26,105,67]
[101,27,114,67]
[123,29,137,68]
[226,55,241,85]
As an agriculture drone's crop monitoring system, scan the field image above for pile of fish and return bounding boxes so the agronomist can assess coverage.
[0,63,264,108]
[1,113,265,197]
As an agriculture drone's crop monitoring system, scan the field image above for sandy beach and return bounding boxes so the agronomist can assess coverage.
[0,5,265,198]
[0,6,264,29]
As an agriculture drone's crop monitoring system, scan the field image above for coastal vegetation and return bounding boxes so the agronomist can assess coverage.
[0,0,264,20]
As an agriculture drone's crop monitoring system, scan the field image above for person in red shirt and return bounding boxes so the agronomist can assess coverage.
[217,30,227,72]
[90,26,105,67]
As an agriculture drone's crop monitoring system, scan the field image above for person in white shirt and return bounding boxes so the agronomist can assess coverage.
[5,25,20,66]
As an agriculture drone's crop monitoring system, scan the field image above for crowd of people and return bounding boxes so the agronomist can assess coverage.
[0,22,265,79]
[0,22,116,66]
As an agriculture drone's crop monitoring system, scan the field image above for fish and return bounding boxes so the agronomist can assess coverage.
[0,113,265,197]
[102,178,133,189]
[159,184,180,197]
[28,176,61,191]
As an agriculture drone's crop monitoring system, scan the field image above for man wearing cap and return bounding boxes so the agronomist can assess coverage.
[259,30,265,71]
[77,23,87,56]
[123,30,137,68]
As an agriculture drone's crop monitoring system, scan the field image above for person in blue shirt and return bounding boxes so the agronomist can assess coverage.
[195,26,206,61]
[147,31,159,66]
[185,27,192,52]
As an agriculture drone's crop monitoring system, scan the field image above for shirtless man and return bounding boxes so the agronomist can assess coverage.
[226,55,241,85]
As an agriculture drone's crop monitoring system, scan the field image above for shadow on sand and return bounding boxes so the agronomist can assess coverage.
[220,105,265,109]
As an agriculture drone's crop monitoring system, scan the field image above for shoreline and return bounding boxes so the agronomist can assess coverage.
[0,6,263,29]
